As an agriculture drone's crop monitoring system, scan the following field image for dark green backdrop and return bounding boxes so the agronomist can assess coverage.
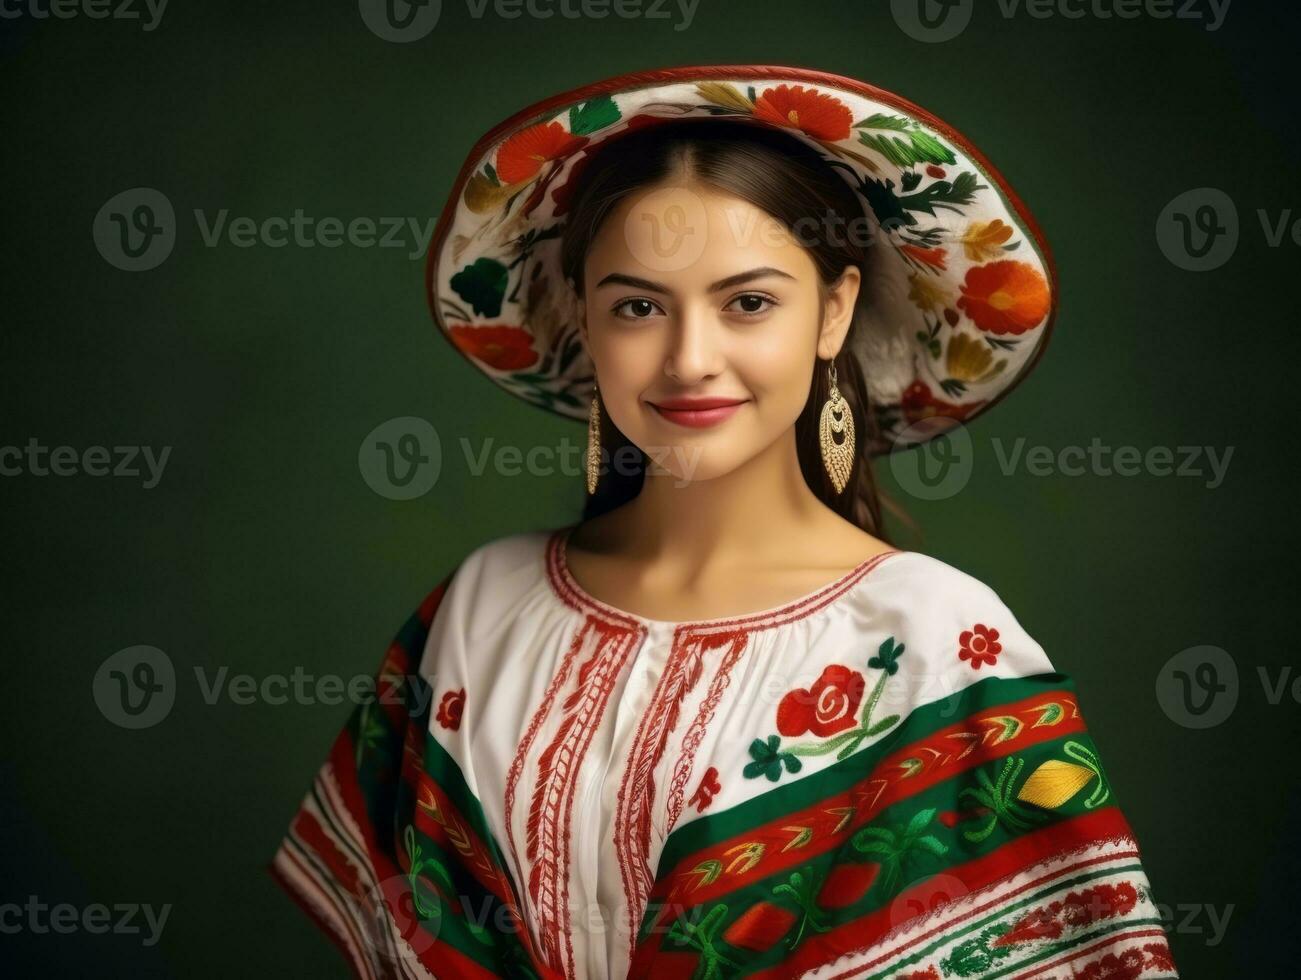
[3,1,1294,976]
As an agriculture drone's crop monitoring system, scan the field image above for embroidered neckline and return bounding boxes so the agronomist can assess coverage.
[545,524,905,631]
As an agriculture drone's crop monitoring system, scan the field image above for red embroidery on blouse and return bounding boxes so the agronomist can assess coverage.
[776,664,866,737]
[959,623,1002,670]
[505,554,645,978]
[662,630,750,830]
[543,527,903,966]
[435,687,465,730]
[686,766,721,813]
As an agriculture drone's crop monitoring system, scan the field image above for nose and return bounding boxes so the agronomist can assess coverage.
[663,303,724,385]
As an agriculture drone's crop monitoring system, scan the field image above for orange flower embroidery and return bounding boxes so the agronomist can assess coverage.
[958,624,1001,670]
[447,324,538,371]
[494,121,587,185]
[436,688,465,730]
[957,260,1050,336]
[753,84,853,142]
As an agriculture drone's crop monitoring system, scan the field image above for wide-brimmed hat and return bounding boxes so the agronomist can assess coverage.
[425,65,1057,453]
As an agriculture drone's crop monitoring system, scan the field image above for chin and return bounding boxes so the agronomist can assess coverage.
[645,448,747,485]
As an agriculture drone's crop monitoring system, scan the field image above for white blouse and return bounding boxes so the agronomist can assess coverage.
[273,524,1179,980]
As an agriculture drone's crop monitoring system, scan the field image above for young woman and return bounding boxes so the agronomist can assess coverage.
[270,67,1179,979]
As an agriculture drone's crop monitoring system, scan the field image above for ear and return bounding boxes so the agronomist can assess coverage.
[816,265,861,361]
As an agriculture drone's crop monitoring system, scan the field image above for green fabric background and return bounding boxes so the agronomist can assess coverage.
[2,1,1294,975]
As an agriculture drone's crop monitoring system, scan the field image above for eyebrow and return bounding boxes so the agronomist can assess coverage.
[593,266,797,294]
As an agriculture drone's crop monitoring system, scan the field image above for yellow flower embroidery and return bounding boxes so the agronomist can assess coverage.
[957,219,1015,263]
[695,81,755,113]
[907,271,952,313]
[464,171,527,215]
[946,332,1007,384]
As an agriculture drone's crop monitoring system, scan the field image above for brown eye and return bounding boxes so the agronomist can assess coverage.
[613,297,661,319]
[725,293,776,315]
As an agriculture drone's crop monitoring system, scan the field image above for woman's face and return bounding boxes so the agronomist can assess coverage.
[576,180,860,485]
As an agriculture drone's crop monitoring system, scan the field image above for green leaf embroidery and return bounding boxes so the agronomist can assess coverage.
[569,95,621,136]
[449,257,508,318]
[664,903,740,979]
[857,129,958,169]
[851,807,949,895]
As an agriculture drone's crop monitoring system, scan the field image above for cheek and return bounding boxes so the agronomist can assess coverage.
[734,316,819,413]
[588,332,657,428]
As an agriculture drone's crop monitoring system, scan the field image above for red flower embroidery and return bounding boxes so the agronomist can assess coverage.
[777,665,865,737]
[447,324,538,371]
[957,259,1051,336]
[436,687,465,730]
[926,165,947,179]
[958,624,1001,669]
[494,121,587,184]
[753,84,854,142]
[687,766,721,813]
[901,380,985,424]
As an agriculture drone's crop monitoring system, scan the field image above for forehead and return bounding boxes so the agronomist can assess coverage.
[585,182,814,286]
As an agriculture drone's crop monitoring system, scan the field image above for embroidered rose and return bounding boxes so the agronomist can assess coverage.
[436,687,465,730]
[777,665,865,738]
[687,766,721,813]
[958,624,1001,669]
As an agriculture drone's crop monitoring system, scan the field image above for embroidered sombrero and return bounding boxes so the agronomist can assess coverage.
[425,65,1057,453]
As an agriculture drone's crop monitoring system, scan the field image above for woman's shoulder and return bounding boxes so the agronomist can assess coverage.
[872,548,1016,609]
[435,525,558,598]
[453,525,555,573]
[846,548,1055,677]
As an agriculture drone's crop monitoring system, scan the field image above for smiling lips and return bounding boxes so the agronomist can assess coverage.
[648,396,749,428]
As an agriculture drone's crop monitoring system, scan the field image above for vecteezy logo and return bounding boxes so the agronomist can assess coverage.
[93,188,176,272]
[358,417,441,499]
[1155,188,1239,271]
[624,185,709,273]
[890,0,974,43]
[93,645,176,729]
[358,0,442,42]
[888,419,974,501]
[1155,645,1238,729]
[358,864,444,966]
[888,872,969,929]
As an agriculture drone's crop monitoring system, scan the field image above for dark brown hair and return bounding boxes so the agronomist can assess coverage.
[559,117,888,540]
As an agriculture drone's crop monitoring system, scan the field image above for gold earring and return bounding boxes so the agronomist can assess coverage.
[818,361,855,495]
[586,381,601,494]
